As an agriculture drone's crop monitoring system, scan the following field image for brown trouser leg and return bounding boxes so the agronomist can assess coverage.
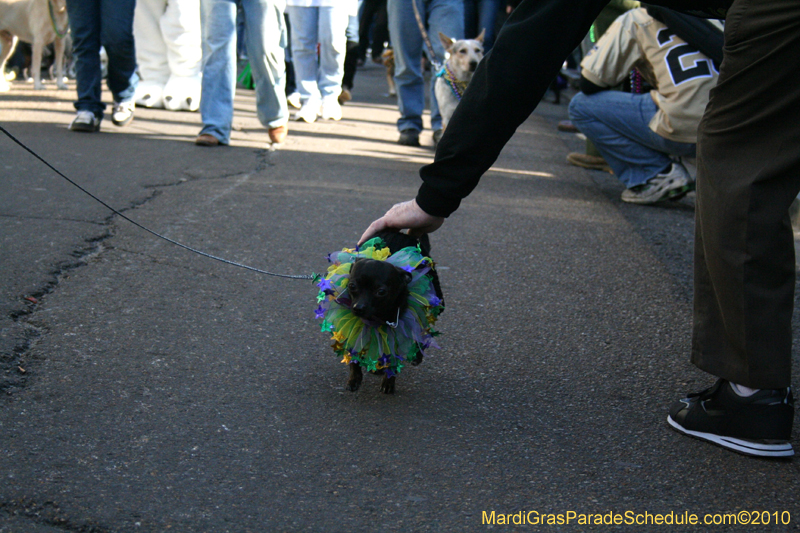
[692,0,800,389]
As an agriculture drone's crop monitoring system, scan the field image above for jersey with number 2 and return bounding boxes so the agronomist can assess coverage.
[580,8,720,143]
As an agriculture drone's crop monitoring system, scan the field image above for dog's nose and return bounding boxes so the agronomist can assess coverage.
[352,303,367,317]
[469,61,478,72]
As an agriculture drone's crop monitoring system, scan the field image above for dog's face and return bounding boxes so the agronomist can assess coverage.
[348,258,411,323]
[439,29,485,78]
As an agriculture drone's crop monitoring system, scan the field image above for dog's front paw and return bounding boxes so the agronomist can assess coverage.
[380,375,396,394]
[346,376,362,391]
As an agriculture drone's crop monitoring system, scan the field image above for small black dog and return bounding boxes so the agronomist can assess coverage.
[345,230,443,394]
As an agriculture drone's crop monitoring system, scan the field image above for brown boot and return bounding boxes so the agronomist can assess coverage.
[268,124,288,144]
[557,120,580,133]
[566,152,612,173]
[195,133,220,147]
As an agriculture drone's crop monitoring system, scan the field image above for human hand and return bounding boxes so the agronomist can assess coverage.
[359,199,445,245]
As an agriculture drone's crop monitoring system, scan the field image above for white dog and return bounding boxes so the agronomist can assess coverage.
[434,29,484,131]
[0,0,69,91]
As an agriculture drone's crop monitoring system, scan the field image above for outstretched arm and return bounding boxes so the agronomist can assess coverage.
[361,0,611,242]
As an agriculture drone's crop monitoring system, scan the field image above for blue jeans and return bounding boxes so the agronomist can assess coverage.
[66,0,138,119]
[463,0,499,50]
[569,91,696,188]
[286,6,349,103]
[387,0,463,133]
[200,0,288,144]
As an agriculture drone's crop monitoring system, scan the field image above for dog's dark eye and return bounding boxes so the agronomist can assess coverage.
[348,282,358,294]
[375,288,388,297]
[459,49,467,54]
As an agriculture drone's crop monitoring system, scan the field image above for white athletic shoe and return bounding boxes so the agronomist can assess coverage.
[295,99,320,123]
[287,91,301,109]
[621,161,693,204]
[320,97,342,121]
[111,101,134,127]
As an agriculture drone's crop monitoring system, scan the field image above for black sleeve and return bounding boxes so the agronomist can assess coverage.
[416,0,610,218]
[579,75,607,95]
[645,4,724,65]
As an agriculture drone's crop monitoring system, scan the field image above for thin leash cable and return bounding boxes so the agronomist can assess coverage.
[0,125,315,280]
[411,0,443,72]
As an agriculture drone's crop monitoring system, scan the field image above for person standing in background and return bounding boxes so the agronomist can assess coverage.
[67,0,139,132]
[287,0,356,122]
[387,0,463,147]
[463,0,499,51]
[196,0,289,147]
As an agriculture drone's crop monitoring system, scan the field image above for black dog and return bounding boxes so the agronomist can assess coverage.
[345,230,443,394]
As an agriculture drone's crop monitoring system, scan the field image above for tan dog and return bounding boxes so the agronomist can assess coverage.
[434,29,484,129]
[0,0,69,91]
[380,47,396,97]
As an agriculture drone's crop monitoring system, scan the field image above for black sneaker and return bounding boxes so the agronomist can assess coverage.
[398,129,420,147]
[668,379,794,458]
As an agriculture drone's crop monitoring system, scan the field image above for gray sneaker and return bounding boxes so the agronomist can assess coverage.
[69,110,100,132]
[621,162,693,204]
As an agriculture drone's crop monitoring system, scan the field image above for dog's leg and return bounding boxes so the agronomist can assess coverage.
[0,32,18,92]
[346,363,363,391]
[386,73,396,97]
[31,40,44,89]
[54,37,67,89]
[385,58,396,96]
[380,374,396,394]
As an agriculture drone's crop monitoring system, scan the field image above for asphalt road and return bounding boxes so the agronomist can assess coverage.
[1,63,798,533]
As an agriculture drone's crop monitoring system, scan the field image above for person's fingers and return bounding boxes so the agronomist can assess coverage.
[358,199,445,244]
[358,217,387,244]
[359,201,409,244]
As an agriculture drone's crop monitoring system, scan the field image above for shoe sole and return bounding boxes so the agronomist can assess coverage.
[566,156,611,172]
[622,178,690,204]
[111,115,133,127]
[398,139,420,147]
[667,416,794,458]
[70,123,100,132]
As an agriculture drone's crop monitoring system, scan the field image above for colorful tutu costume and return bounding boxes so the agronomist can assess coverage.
[315,236,445,378]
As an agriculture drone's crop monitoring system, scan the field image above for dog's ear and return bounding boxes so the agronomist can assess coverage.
[475,28,486,44]
[438,32,454,52]
[393,264,413,285]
